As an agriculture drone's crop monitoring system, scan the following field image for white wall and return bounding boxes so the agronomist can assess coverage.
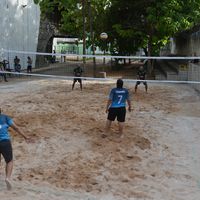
[0,0,40,69]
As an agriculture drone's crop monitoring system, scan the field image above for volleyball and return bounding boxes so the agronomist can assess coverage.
[100,32,108,40]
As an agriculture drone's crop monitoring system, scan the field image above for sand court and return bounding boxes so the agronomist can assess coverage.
[0,78,200,200]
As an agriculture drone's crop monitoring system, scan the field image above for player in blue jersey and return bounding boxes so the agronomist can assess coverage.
[105,79,131,137]
[0,107,31,190]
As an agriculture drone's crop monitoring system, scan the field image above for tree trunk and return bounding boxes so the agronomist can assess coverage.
[82,0,86,68]
[147,33,154,77]
[88,0,96,77]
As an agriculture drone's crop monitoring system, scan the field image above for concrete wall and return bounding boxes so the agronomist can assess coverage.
[0,0,40,69]
[160,29,200,91]
[171,30,200,56]
[161,29,200,56]
[188,63,200,92]
[173,31,200,92]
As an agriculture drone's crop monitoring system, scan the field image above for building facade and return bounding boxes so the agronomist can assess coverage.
[0,0,40,69]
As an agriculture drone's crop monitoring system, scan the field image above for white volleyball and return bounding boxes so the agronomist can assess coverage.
[100,32,108,40]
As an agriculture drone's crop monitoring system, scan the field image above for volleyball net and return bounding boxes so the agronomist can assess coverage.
[0,49,200,91]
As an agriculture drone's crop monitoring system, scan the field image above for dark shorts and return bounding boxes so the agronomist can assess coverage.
[0,139,13,163]
[73,78,82,83]
[107,107,126,122]
[27,65,32,71]
[136,80,147,85]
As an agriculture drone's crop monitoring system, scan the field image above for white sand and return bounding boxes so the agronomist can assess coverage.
[0,78,200,200]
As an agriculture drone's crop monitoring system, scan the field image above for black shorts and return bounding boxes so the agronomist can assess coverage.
[73,78,82,83]
[0,139,13,163]
[107,107,126,122]
[136,80,147,85]
[27,65,32,71]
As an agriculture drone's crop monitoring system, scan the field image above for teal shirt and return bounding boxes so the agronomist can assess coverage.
[109,88,129,108]
[0,114,13,141]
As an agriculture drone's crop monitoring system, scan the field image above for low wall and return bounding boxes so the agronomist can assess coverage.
[188,63,200,92]
[178,63,189,81]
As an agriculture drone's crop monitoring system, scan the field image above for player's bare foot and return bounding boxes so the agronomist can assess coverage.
[116,132,124,138]
[5,178,12,190]
[120,134,124,139]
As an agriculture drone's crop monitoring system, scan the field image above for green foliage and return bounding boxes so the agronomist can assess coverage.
[105,0,200,56]
[34,0,200,56]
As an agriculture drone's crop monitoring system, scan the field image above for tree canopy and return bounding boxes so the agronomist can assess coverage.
[34,0,200,56]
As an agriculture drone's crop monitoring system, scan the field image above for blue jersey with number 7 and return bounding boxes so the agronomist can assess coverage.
[109,88,129,108]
